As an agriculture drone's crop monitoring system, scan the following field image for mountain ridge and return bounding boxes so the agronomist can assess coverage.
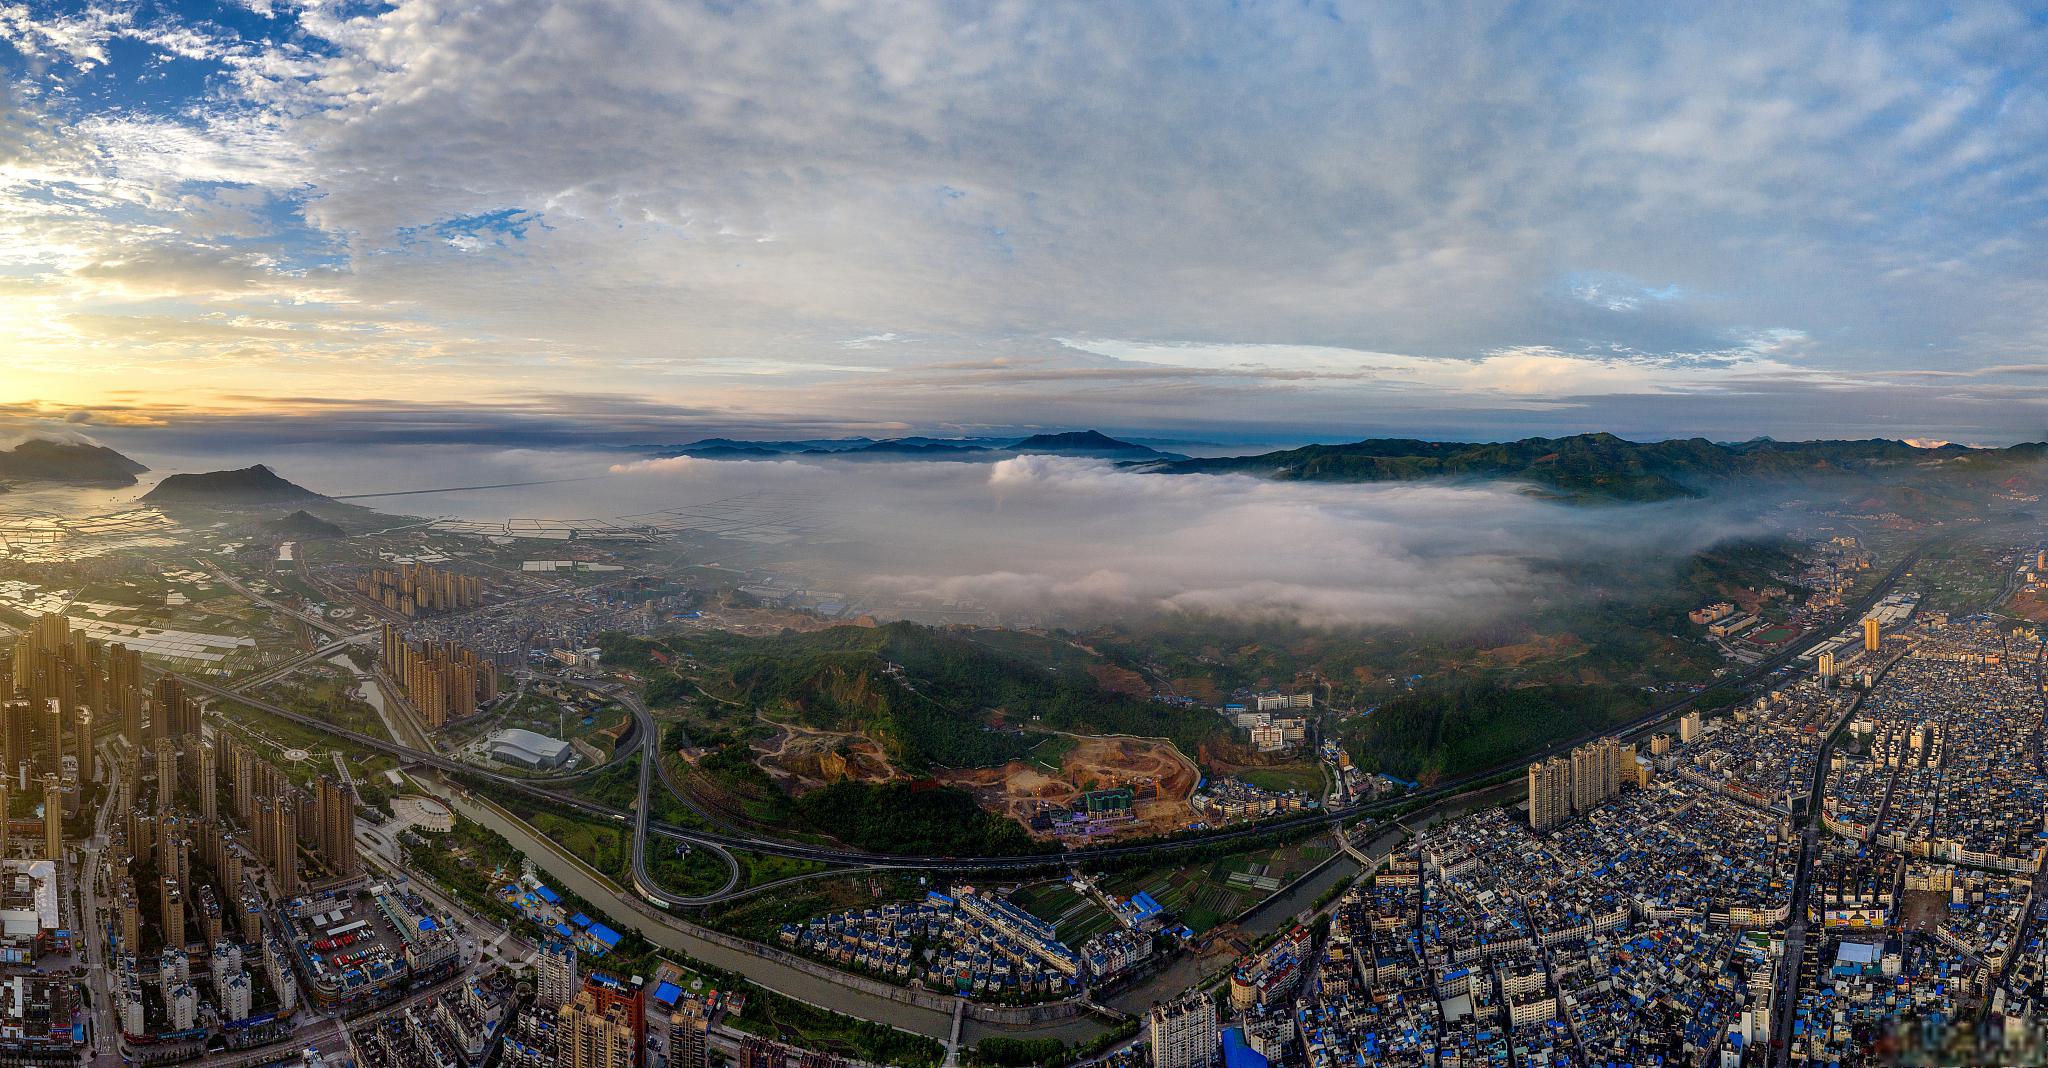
[1148,432,2048,501]
[663,429,1185,462]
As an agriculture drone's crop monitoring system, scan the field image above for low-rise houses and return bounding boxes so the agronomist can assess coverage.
[1191,777,1319,825]
[1783,614,2048,1064]
[781,887,1105,1002]
[349,968,518,1068]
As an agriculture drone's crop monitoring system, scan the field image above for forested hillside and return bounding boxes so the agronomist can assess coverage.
[1336,683,1650,786]
[603,621,1224,771]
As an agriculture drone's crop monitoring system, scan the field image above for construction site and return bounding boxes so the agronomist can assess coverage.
[937,734,1202,841]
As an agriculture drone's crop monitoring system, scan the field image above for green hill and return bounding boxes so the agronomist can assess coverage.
[259,509,347,539]
[605,621,1221,771]
[1010,430,1180,459]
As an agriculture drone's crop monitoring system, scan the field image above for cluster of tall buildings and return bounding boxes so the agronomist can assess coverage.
[4,613,215,785]
[358,562,484,617]
[1526,735,1638,832]
[5,612,160,792]
[108,726,361,985]
[381,624,499,728]
[1,611,220,916]
[108,728,307,1040]
[102,704,359,1041]
[556,973,643,1068]
[217,732,360,890]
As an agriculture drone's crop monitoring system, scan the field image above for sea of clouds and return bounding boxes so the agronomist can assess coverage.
[604,453,1756,627]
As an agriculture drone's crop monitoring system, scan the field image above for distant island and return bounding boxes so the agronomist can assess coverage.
[0,438,149,485]
[663,429,1183,463]
[142,465,327,506]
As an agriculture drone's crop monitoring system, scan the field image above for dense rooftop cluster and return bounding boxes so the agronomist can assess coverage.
[1303,776,1795,1067]
[1678,678,1852,813]
[1282,612,2047,1068]
[1786,617,2048,1065]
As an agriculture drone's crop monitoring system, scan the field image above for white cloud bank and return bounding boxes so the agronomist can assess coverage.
[607,454,1754,627]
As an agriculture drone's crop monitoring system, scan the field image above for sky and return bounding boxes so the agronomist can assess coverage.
[2,1,2047,450]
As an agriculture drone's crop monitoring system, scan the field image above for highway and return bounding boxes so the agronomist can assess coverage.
[217,618,735,903]
[79,741,124,1068]
[228,630,380,694]
[618,684,743,905]
[1768,650,1901,1067]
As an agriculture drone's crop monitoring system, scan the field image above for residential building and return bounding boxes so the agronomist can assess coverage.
[537,939,579,1010]
[556,974,642,1068]
[1149,993,1218,1068]
[1527,756,1571,832]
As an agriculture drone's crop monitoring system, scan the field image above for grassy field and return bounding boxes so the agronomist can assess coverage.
[1008,880,1083,919]
[1052,899,1120,944]
[646,839,734,897]
[564,753,709,835]
[484,795,640,888]
[255,670,392,739]
[1909,531,2027,614]
[211,692,401,790]
[1009,880,1116,943]
[652,754,711,828]
[1231,762,1325,795]
[1016,836,1338,939]
[1026,732,1077,771]
[738,849,828,889]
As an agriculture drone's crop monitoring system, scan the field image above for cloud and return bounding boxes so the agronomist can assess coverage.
[61,407,168,427]
[607,454,807,476]
[599,453,1756,627]
[1063,338,1835,399]
[2,3,2047,441]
